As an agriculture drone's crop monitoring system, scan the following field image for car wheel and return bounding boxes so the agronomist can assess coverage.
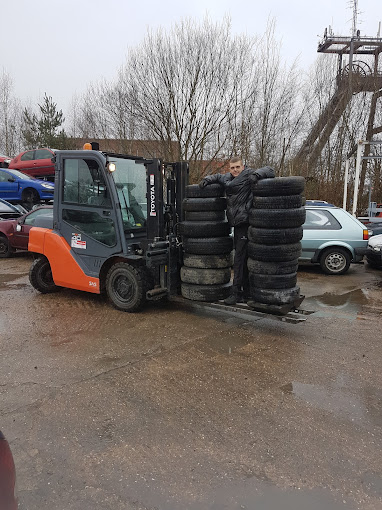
[247,242,302,262]
[181,282,231,301]
[29,256,60,293]
[319,247,351,275]
[249,207,306,228]
[0,236,14,258]
[22,188,40,210]
[252,194,303,209]
[106,262,147,312]
[179,221,231,238]
[183,252,234,269]
[250,286,301,305]
[185,210,226,222]
[180,266,231,285]
[252,176,305,196]
[183,236,234,255]
[182,197,227,212]
[185,184,224,198]
[248,226,303,245]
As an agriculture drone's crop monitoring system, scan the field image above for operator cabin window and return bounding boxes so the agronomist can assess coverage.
[62,158,116,247]
[63,158,111,206]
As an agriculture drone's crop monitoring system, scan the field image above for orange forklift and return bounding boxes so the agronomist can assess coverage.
[28,146,188,312]
[28,146,310,322]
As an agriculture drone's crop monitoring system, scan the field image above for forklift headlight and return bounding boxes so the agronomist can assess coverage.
[107,162,116,173]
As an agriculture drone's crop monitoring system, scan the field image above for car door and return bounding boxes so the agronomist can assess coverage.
[15,150,35,175]
[11,208,53,250]
[0,170,19,200]
[33,149,55,177]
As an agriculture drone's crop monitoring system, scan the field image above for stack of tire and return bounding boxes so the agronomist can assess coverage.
[247,176,306,309]
[179,184,234,302]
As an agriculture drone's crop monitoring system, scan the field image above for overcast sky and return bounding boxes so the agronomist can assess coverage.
[1,0,381,114]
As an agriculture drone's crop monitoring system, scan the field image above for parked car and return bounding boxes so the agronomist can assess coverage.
[0,167,54,208]
[0,198,27,219]
[0,204,53,257]
[8,148,56,179]
[0,430,17,510]
[366,233,382,268]
[0,153,11,168]
[358,217,382,237]
[300,205,369,275]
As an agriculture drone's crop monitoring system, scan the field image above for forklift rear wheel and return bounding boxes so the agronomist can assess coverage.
[106,263,146,312]
[29,257,59,293]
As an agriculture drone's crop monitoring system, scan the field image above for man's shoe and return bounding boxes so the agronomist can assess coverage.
[224,294,238,305]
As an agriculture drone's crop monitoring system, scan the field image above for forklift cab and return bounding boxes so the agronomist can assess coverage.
[28,149,189,311]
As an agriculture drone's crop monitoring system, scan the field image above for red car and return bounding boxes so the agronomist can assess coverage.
[0,204,53,257]
[0,430,17,510]
[8,148,56,179]
[0,153,11,168]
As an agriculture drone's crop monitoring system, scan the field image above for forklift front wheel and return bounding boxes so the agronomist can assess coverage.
[29,256,59,294]
[106,262,146,312]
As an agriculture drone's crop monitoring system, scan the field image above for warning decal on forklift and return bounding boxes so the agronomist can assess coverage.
[149,174,156,217]
[71,233,86,249]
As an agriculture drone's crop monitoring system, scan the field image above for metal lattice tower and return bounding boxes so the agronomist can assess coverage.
[295,12,382,187]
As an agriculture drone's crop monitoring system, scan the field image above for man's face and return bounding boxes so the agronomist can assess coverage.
[229,160,245,177]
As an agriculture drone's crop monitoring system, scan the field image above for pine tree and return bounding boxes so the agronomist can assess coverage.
[22,94,69,149]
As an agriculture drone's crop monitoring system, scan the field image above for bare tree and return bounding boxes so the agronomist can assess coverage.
[0,70,23,156]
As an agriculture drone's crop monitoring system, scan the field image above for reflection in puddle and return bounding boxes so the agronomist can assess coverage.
[280,377,382,428]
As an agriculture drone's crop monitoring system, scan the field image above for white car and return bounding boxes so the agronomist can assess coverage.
[366,233,382,268]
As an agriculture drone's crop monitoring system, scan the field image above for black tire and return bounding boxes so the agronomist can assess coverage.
[248,226,303,245]
[29,256,59,293]
[251,286,301,305]
[183,236,234,255]
[106,262,147,312]
[185,184,224,198]
[183,252,234,269]
[319,247,351,275]
[182,197,227,212]
[0,236,14,258]
[185,210,226,222]
[248,242,301,262]
[179,221,231,238]
[249,272,297,289]
[247,257,299,275]
[181,266,231,285]
[252,195,303,210]
[249,207,306,228]
[181,282,231,302]
[252,176,305,196]
[22,188,40,210]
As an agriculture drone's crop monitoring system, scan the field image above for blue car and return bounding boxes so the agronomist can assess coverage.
[0,167,54,208]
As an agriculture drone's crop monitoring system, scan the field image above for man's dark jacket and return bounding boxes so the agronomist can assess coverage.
[201,166,275,227]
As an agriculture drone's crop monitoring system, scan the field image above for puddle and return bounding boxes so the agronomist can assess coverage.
[280,378,382,428]
[304,288,382,319]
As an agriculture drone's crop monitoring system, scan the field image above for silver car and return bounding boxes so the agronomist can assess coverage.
[300,205,369,275]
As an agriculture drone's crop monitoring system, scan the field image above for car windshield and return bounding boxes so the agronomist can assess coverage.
[0,200,18,213]
[109,157,147,230]
[6,169,36,180]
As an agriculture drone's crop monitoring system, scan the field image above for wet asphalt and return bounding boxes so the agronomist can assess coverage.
[1,253,382,510]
